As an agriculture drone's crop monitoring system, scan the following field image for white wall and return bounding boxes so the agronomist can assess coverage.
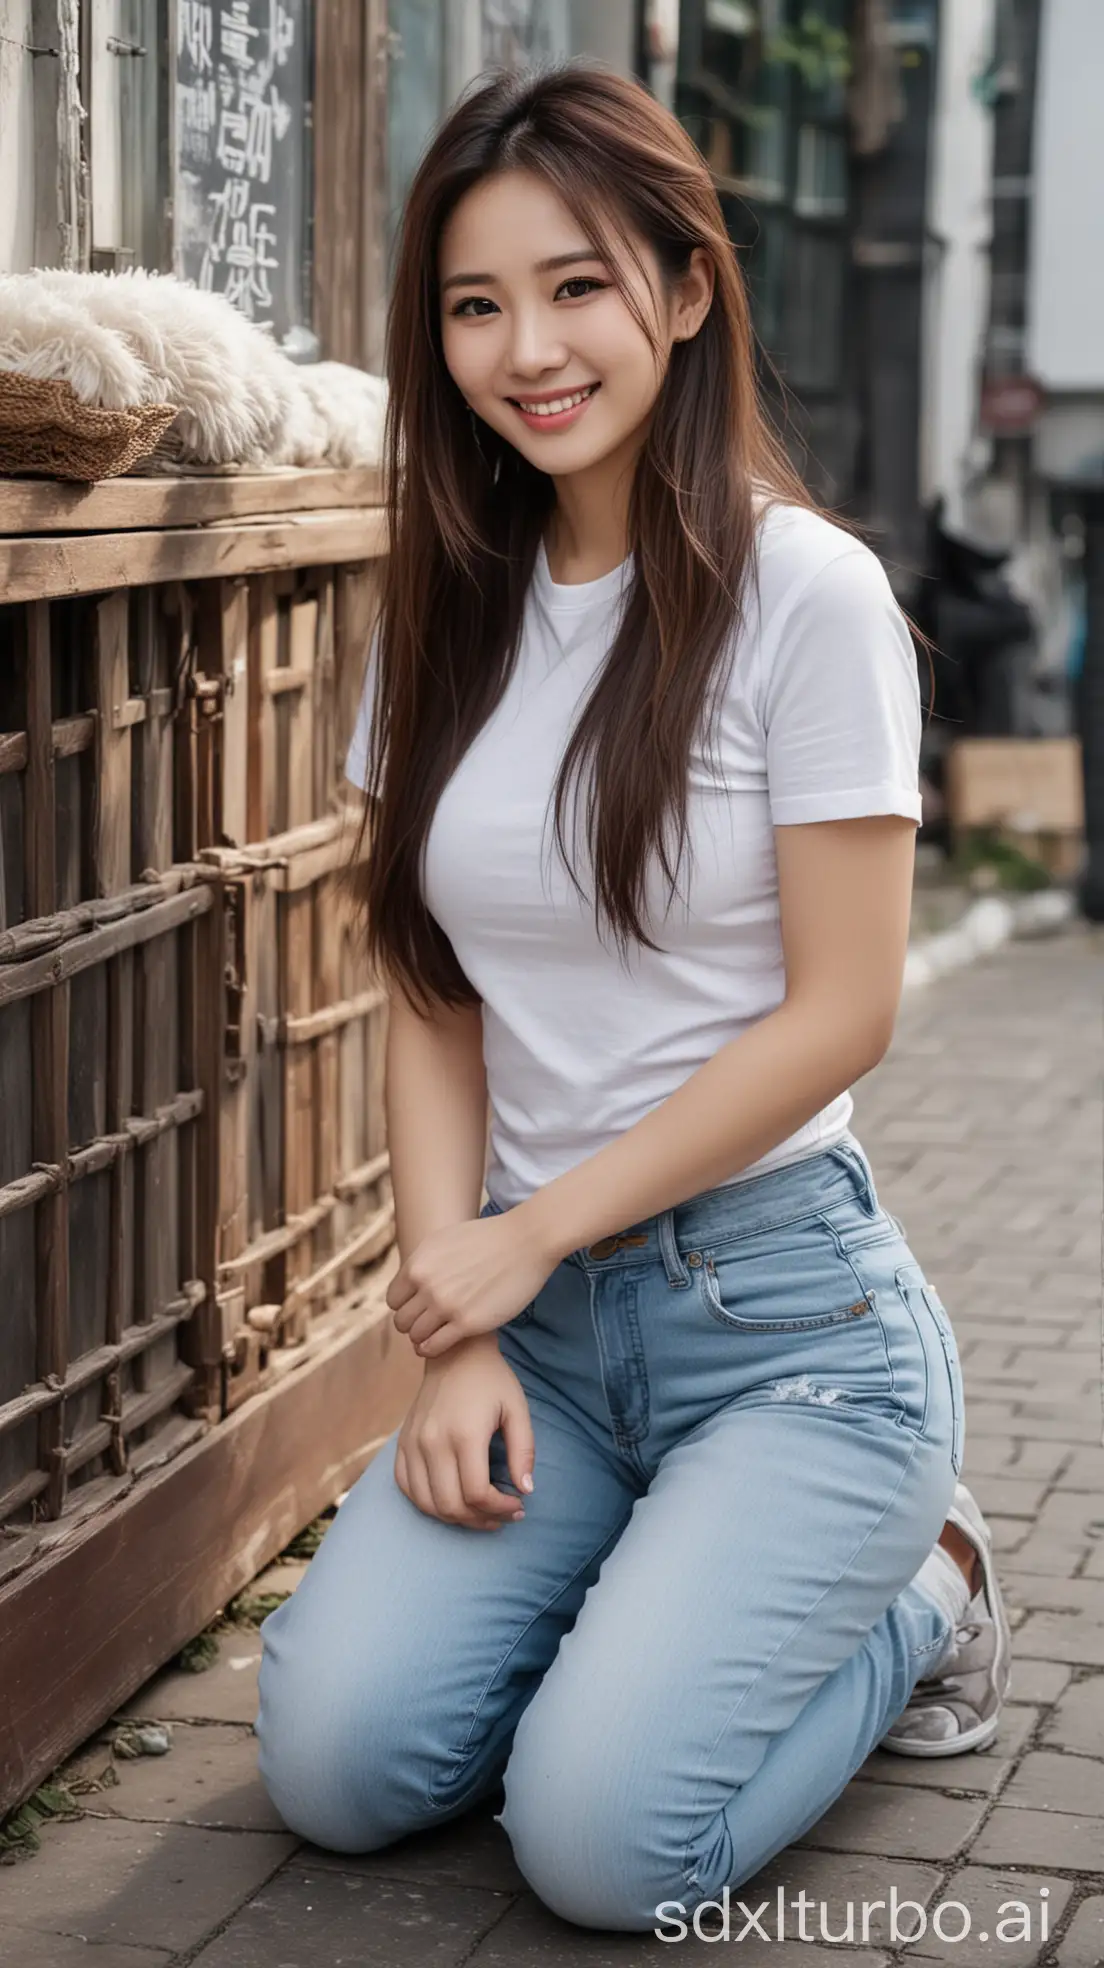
[0,0,38,274]
[1026,0,1104,392]
[918,0,997,535]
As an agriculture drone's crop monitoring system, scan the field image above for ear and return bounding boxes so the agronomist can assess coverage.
[671,248,715,343]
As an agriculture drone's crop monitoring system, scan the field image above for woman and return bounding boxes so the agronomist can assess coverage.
[256,62,1010,1933]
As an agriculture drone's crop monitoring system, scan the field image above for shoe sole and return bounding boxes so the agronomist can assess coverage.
[880,1703,1005,1759]
[881,1484,1013,1762]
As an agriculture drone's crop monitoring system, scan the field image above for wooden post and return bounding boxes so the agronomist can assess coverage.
[94,591,135,1475]
[26,602,71,1519]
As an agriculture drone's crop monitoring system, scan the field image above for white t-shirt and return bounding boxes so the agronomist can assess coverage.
[346,502,922,1211]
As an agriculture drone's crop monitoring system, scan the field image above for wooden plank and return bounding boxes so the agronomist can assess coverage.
[187,875,227,1418]
[247,577,279,846]
[217,877,252,1387]
[313,577,336,813]
[313,875,341,1303]
[0,883,213,1011]
[286,596,318,831]
[132,590,175,875]
[25,602,70,1520]
[314,0,366,365]
[104,948,134,1476]
[334,564,380,774]
[0,1290,419,1815]
[93,593,132,897]
[0,717,96,779]
[0,468,384,536]
[0,511,389,605]
[282,891,315,1342]
[219,580,250,847]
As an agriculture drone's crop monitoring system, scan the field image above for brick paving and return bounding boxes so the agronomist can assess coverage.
[2,919,1101,1966]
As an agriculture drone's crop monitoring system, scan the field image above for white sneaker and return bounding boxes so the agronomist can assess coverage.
[881,1482,1012,1757]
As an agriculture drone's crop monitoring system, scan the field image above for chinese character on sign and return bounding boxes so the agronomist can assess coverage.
[179,0,214,73]
[221,3,260,68]
[175,0,310,344]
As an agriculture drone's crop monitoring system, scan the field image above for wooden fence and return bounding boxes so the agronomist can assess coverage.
[0,470,421,1814]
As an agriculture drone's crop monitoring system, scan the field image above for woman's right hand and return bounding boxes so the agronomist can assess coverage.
[394,1333,535,1530]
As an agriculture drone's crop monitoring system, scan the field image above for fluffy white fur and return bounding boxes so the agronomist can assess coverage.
[294,363,389,469]
[31,268,297,463]
[0,270,389,470]
[0,276,159,409]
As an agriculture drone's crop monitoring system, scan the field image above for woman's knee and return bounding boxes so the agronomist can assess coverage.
[255,1601,429,1853]
[499,1705,690,1932]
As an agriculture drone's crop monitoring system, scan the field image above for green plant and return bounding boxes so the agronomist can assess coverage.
[766,10,851,89]
[949,829,1053,893]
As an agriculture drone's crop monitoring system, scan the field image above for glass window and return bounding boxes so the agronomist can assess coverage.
[386,0,448,269]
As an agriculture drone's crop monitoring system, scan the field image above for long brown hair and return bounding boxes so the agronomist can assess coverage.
[358,61,856,1017]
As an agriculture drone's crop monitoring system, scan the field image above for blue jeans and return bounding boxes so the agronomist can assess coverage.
[256,1136,963,1932]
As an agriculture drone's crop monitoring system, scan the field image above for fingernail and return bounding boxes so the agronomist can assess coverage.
[511,1509,525,1520]
[521,1474,534,1493]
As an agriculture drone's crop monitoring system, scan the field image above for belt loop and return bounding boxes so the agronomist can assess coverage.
[830,1143,879,1218]
[657,1207,691,1287]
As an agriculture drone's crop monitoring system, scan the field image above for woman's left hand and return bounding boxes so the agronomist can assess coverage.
[387,1210,555,1358]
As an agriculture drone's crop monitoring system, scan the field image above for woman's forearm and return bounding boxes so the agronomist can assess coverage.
[384,994,490,1265]
[514,998,887,1266]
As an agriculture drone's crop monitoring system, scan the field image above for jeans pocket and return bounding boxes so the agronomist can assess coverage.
[700,1215,875,1334]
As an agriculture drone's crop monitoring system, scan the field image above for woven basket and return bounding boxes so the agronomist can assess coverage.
[0,372,179,482]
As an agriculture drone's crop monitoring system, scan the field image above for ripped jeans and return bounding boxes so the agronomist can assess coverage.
[256,1133,964,1932]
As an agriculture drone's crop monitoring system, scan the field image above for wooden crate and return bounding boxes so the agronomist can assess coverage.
[944,736,1084,833]
[0,471,421,1814]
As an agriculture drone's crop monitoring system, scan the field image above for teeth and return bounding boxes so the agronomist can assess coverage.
[517,385,595,417]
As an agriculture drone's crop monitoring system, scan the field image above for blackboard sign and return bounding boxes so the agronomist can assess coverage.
[173,0,316,354]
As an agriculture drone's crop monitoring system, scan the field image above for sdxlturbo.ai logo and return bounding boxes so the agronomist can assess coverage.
[654,1885,1052,1946]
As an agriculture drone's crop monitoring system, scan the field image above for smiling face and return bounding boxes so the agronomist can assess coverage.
[439,169,712,488]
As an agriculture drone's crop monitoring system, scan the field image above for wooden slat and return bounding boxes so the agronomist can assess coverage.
[0,510,389,605]
[286,597,318,831]
[0,468,384,535]
[219,580,250,846]
[25,602,70,1520]
[0,716,97,779]
[0,1287,418,1816]
[132,589,175,875]
[282,890,315,1340]
[247,577,279,846]
[314,0,366,366]
[313,576,336,814]
[0,883,213,1010]
[106,944,134,1475]
[94,592,132,897]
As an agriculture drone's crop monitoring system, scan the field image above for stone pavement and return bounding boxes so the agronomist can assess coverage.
[1,919,1101,1968]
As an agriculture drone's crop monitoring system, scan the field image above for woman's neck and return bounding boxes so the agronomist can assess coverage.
[543,440,638,584]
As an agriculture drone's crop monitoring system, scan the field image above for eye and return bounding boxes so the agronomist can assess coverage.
[557,277,607,300]
[450,296,499,318]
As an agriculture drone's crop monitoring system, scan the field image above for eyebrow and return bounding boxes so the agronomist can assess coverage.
[440,250,605,294]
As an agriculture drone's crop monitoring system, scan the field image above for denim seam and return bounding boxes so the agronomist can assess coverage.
[425,1511,636,1812]
[594,1277,651,1446]
[679,1429,923,1892]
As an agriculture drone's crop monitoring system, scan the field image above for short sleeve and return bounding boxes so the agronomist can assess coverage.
[758,545,923,826]
[343,628,384,791]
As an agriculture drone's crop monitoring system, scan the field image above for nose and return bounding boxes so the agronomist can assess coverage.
[506,303,568,382]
